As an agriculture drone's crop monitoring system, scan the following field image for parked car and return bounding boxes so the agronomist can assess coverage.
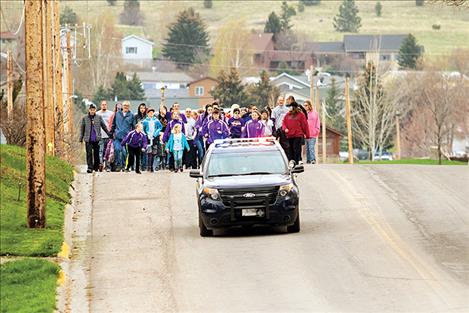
[190,138,304,237]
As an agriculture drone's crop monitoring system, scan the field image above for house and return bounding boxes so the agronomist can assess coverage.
[269,47,315,73]
[188,77,218,107]
[314,34,408,70]
[249,32,274,68]
[133,71,193,93]
[121,35,154,66]
[318,126,343,160]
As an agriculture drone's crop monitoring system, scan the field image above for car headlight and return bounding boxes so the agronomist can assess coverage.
[203,187,220,200]
[279,183,294,197]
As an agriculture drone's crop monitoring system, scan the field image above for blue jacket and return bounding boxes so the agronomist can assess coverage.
[166,133,190,153]
[202,119,230,144]
[142,117,163,139]
[121,130,148,149]
[228,117,245,138]
[111,110,135,140]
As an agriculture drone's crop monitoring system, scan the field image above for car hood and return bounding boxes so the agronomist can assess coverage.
[205,174,291,189]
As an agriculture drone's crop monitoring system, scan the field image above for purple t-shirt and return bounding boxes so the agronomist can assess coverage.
[89,115,97,142]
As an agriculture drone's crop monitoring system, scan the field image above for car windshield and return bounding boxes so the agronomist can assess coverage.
[206,151,288,177]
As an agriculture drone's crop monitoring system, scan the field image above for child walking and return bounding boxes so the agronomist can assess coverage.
[166,124,190,173]
[121,123,148,174]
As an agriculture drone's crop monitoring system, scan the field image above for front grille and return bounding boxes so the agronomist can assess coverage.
[219,186,279,209]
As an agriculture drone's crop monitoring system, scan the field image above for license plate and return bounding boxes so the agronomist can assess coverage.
[242,209,260,217]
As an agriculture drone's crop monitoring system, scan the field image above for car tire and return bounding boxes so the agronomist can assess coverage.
[199,214,213,237]
[287,214,300,233]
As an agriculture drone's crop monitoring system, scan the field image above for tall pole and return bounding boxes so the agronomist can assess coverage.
[309,65,314,106]
[25,0,46,228]
[345,77,354,164]
[66,30,74,155]
[6,50,14,120]
[321,100,327,164]
[53,0,64,157]
[44,0,55,155]
[315,85,320,164]
[395,113,401,160]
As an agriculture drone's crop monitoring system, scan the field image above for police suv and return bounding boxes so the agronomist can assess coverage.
[190,138,304,237]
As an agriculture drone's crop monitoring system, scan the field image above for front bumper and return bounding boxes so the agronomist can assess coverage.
[199,194,299,229]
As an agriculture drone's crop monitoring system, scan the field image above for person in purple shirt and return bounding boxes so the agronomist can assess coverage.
[163,111,186,143]
[194,104,213,165]
[121,123,148,174]
[228,108,245,138]
[163,102,187,123]
[202,108,230,148]
[242,110,265,138]
[79,103,111,173]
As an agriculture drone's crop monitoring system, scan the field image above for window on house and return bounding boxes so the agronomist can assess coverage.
[380,54,391,61]
[195,86,204,96]
[126,47,138,54]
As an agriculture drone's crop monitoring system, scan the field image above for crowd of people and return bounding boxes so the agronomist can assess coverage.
[79,96,321,174]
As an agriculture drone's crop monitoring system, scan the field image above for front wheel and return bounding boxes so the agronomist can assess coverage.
[287,214,300,233]
[199,214,213,237]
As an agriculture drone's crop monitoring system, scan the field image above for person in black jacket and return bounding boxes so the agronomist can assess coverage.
[79,103,111,173]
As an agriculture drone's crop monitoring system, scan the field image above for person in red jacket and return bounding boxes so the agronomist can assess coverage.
[282,101,310,165]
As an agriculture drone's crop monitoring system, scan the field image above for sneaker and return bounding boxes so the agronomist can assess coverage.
[312,160,316,164]
[105,168,111,172]
[180,168,184,172]
[136,171,142,174]
[86,169,93,173]
[299,161,304,165]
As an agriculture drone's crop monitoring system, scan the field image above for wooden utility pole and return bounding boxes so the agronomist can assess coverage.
[395,113,401,160]
[321,100,327,164]
[345,77,354,164]
[43,0,55,155]
[65,30,74,152]
[315,85,320,164]
[52,0,64,156]
[6,50,14,120]
[25,0,46,228]
[309,65,315,106]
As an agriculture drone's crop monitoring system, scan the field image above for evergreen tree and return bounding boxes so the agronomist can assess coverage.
[397,34,423,69]
[264,12,282,39]
[108,72,146,101]
[204,0,213,8]
[375,1,382,17]
[60,6,78,25]
[92,85,111,104]
[300,0,321,5]
[325,78,345,133]
[247,71,280,108]
[415,0,424,6]
[280,1,296,31]
[210,68,248,107]
[162,8,210,68]
[120,0,144,26]
[333,0,362,33]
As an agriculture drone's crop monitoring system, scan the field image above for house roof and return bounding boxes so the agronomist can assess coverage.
[132,71,194,83]
[271,72,310,88]
[344,34,407,52]
[122,34,154,46]
[316,42,345,54]
[249,32,274,53]
[144,88,189,99]
[0,32,16,40]
[188,76,218,86]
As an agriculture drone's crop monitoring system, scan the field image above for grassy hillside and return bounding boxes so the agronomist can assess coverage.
[2,1,468,56]
[0,145,74,256]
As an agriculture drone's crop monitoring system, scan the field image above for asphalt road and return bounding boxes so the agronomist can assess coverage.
[85,165,469,313]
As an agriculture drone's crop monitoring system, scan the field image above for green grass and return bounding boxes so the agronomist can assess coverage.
[358,158,467,165]
[0,145,74,256]
[3,0,468,57]
[0,259,60,313]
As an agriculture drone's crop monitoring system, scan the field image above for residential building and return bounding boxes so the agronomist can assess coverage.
[188,77,218,106]
[249,32,274,69]
[133,71,193,92]
[318,127,343,160]
[121,35,154,66]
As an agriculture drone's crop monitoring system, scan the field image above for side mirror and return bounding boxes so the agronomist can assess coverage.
[190,169,203,178]
[291,165,304,174]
